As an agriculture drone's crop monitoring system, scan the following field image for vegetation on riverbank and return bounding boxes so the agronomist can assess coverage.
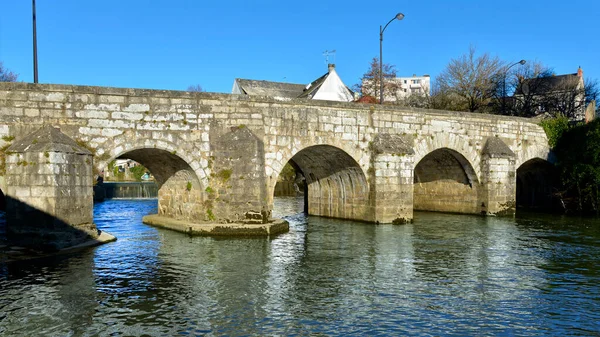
[543,118,600,214]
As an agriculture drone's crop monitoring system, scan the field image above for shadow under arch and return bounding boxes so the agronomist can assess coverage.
[102,147,205,222]
[414,147,480,214]
[271,145,370,221]
[516,158,559,212]
[0,188,5,212]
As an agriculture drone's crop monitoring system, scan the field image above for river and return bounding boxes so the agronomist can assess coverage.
[1,197,599,336]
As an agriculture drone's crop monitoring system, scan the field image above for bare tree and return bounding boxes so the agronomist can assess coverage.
[187,84,204,92]
[435,46,504,112]
[498,64,599,119]
[0,62,18,82]
[394,81,432,108]
[543,77,598,119]
[489,61,553,116]
[353,57,400,101]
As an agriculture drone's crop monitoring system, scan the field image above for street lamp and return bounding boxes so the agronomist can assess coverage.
[501,59,526,114]
[379,12,404,104]
[33,0,38,83]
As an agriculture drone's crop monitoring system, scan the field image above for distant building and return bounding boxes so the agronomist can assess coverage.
[514,67,586,120]
[361,74,431,102]
[231,79,305,101]
[391,74,431,99]
[232,64,355,102]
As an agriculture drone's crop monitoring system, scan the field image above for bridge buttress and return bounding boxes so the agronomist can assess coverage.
[369,134,415,223]
[479,138,517,216]
[4,126,102,250]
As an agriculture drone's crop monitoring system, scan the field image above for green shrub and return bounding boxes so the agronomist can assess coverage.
[539,115,571,148]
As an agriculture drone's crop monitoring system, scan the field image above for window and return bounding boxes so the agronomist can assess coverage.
[403,80,407,84]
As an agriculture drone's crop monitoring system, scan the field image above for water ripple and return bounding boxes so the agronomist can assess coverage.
[0,199,599,335]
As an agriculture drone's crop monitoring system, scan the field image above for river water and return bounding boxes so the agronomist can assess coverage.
[1,197,600,336]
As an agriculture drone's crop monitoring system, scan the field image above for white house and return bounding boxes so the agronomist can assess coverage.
[392,74,431,99]
[361,74,431,102]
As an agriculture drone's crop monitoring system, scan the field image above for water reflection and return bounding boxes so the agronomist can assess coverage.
[0,198,599,335]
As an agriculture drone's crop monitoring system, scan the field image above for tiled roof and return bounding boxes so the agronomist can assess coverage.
[234,79,305,99]
[515,73,581,95]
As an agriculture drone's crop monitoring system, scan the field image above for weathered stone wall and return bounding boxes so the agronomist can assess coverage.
[6,151,94,226]
[413,148,480,214]
[414,181,479,214]
[158,169,204,221]
[0,83,552,223]
[4,127,97,250]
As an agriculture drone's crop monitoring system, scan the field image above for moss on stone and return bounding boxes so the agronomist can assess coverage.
[217,169,232,182]
[206,208,216,221]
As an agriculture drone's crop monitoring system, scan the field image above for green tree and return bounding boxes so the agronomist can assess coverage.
[353,57,399,101]
[129,165,147,181]
[554,119,600,213]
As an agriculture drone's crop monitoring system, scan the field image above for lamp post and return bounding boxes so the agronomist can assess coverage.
[379,12,404,104]
[32,0,38,83]
[502,59,526,114]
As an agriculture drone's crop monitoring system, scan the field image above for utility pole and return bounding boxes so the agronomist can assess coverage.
[33,0,38,83]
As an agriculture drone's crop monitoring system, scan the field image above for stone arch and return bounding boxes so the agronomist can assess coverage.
[269,144,370,221]
[515,143,554,169]
[266,139,367,185]
[95,132,208,188]
[413,133,481,181]
[516,158,558,211]
[98,138,207,223]
[413,147,480,214]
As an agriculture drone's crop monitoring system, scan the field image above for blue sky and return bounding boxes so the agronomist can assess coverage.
[1,0,598,93]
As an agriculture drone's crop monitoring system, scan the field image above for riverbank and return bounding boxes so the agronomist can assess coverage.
[142,214,289,236]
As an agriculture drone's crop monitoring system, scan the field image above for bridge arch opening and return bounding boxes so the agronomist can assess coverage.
[516,158,559,211]
[273,145,369,221]
[413,148,480,214]
[100,148,204,221]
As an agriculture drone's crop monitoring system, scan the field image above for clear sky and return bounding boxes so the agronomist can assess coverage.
[1,0,598,94]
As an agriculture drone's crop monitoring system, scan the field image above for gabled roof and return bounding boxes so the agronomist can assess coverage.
[297,73,328,99]
[232,64,354,102]
[297,65,354,102]
[515,73,582,96]
[232,79,305,99]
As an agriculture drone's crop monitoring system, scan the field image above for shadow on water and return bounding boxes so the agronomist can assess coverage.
[0,195,100,252]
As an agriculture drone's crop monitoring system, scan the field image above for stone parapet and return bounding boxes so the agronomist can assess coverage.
[0,82,553,224]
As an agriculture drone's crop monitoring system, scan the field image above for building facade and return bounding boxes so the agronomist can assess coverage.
[392,74,431,99]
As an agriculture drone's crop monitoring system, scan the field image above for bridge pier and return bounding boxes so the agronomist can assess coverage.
[370,134,415,223]
[4,126,114,251]
[480,138,517,216]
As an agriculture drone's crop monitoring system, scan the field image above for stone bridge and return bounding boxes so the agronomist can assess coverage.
[0,82,553,231]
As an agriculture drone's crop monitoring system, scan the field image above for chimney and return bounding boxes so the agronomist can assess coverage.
[577,66,583,77]
[328,64,335,73]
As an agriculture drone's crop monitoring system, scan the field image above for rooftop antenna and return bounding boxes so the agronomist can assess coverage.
[323,50,336,64]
